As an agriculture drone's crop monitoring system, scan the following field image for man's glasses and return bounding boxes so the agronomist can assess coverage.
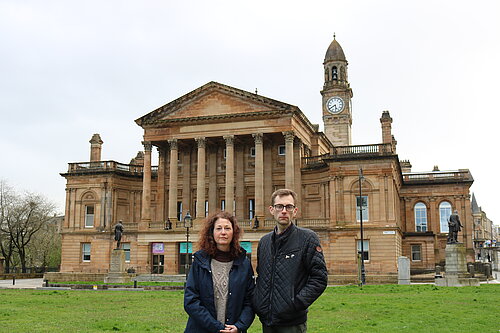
[273,204,296,211]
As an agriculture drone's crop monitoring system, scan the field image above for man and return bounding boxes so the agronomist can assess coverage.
[447,210,463,244]
[253,189,328,333]
[114,220,124,249]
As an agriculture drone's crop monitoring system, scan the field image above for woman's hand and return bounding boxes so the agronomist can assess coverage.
[220,324,238,333]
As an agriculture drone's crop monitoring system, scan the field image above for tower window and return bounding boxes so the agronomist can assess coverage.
[415,202,427,232]
[332,66,338,80]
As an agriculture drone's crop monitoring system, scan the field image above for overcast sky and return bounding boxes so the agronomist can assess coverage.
[1,0,499,224]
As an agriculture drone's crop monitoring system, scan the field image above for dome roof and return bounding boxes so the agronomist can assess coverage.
[324,37,346,62]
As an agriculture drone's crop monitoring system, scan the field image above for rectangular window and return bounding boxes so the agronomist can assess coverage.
[356,196,369,222]
[205,200,208,217]
[278,145,285,156]
[82,243,91,262]
[357,240,369,261]
[223,148,227,159]
[121,243,131,262]
[177,201,183,221]
[249,199,255,219]
[250,147,256,157]
[85,205,94,228]
[221,199,225,211]
[411,245,421,261]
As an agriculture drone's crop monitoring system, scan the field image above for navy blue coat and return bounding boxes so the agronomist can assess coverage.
[184,249,255,332]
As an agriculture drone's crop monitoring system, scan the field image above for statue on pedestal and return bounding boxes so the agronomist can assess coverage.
[114,220,124,249]
[447,210,463,244]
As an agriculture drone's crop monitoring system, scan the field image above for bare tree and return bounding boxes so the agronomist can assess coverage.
[0,180,56,273]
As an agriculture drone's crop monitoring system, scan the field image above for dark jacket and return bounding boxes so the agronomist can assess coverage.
[184,249,255,332]
[252,223,328,326]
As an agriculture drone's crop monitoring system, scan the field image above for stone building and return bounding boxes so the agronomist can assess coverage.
[59,37,475,283]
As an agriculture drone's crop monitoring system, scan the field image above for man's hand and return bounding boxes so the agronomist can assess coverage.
[220,324,238,333]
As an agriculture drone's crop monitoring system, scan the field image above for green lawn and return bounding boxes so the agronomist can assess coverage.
[0,284,498,332]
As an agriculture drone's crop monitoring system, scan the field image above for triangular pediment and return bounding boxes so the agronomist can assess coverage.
[136,81,297,127]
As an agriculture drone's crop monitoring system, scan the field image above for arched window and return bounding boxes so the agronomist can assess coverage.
[414,202,427,232]
[332,66,338,80]
[439,202,452,233]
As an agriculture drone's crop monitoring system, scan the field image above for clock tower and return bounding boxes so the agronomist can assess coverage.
[321,35,353,146]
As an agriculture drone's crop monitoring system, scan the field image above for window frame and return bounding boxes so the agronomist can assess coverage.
[278,145,285,156]
[84,205,95,228]
[356,240,370,261]
[356,195,369,222]
[411,244,422,261]
[249,199,255,219]
[82,243,91,262]
[439,201,452,233]
[121,243,131,262]
[414,202,428,232]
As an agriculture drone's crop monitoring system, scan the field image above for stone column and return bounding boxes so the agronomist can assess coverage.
[196,137,206,219]
[168,139,178,221]
[156,147,166,223]
[89,134,103,162]
[253,133,264,219]
[208,146,217,216]
[283,131,295,190]
[224,135,235,214]
[140,141,152,229]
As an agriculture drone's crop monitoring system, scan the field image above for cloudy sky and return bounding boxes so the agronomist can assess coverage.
[1,0,499,224]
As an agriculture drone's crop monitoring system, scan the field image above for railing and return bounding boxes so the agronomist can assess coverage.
[121,218,330,232]
[303,143,394,168]
[66,161,158,176]
[403,170,473,183]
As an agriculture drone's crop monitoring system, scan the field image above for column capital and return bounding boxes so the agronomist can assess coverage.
[252,133,263,144]
[195,137,206,149]
[223,135,235,146]
[142,141,152,152]
[282,131,295,143]
[168,138,178,150]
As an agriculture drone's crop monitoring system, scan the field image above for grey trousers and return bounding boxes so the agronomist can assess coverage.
[262,322,307,333]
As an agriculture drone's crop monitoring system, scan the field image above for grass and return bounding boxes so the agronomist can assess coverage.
[0,284,498,332]
[57,281,183,286]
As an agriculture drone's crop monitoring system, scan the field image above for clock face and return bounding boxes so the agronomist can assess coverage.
[326,97,344,114]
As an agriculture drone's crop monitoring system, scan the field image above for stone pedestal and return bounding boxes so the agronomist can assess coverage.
[435,243,479,287]
[105,249,131,284]
[398,256,410,285]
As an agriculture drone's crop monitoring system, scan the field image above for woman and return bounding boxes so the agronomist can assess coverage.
[184,211,255,333]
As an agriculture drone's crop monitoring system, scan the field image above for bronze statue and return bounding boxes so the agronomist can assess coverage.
[114,220,124,249]
[447,210,463,244]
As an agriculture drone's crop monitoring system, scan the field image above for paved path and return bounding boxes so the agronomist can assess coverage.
[0,275,498,289]
[0,278,44,289]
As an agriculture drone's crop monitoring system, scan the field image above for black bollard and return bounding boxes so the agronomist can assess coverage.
[12,275,15,285]
[134,280,137,288]
[44,279,49,287]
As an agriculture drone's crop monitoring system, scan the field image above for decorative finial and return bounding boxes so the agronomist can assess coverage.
[255,88,258,95]
[333,32,336,39]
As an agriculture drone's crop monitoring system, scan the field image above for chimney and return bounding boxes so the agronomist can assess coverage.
[89,134,103,162]
[380,111,393,145]
[400,160,412,173]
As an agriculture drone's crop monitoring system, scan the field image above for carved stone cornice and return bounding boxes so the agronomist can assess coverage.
[283,131,295,143]
[252,133,263,145]
[168,139,178,150]
[195,137,206,149]
[142,141,152,152]
[223,135,234,146]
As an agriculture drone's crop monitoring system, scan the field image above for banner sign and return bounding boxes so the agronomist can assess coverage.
[152,243,164,254]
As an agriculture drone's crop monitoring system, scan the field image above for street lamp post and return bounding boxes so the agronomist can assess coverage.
[358,168,366,285]
[184,211,193,281]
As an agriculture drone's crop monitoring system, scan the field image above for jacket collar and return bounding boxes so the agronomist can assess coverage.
[273,222,296,243]
[194,248,247,270]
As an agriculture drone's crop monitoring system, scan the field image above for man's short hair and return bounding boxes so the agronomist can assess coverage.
[271,189,297,205]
